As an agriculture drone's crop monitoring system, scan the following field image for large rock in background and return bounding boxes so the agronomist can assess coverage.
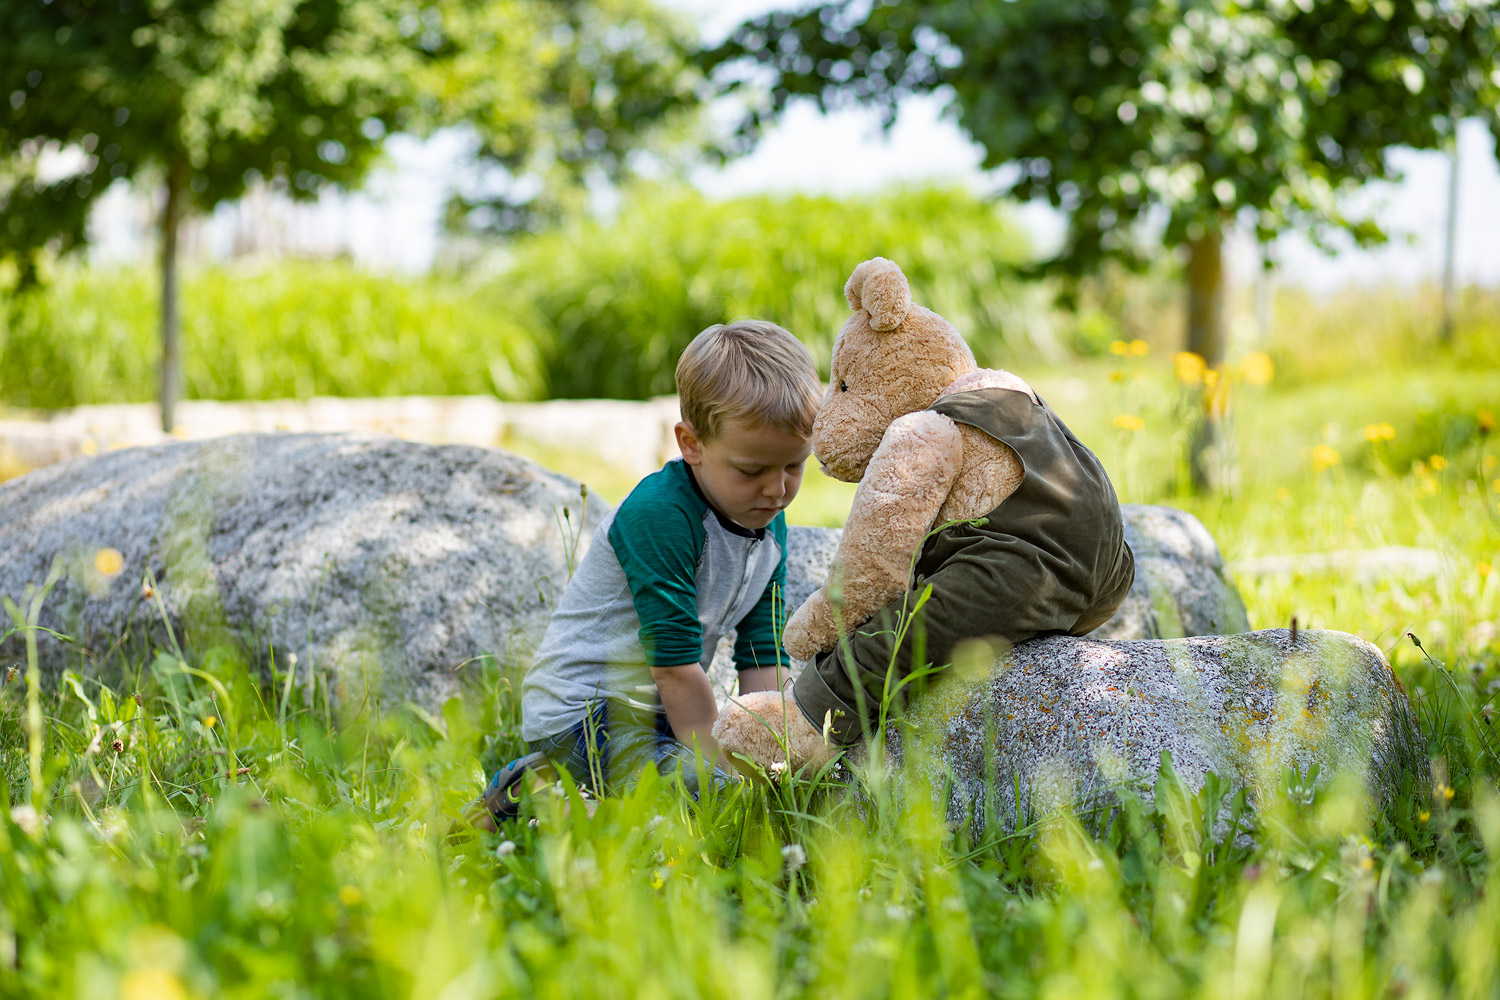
[706,505,1249,697]
[0,433,601,708]
[892,629,1426,830]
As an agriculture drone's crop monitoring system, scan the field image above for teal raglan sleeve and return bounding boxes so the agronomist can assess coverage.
[733,516,790,672]
[607,488,707,667]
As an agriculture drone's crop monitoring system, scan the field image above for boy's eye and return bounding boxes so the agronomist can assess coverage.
[739,467,765,477]
[839,380,848,392]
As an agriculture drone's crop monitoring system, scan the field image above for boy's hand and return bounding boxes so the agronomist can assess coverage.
[651,664,722,766]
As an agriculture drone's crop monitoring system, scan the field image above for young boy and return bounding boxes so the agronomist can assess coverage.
[470,320,821,826]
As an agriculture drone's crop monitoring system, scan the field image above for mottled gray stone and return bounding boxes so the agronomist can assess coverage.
[708,505,1248,697]
[1089,504,1251,640]
[892,629,1426,831]
[0,433,602,708]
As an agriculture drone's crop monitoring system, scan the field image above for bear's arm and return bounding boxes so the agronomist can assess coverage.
[784,410,964,659]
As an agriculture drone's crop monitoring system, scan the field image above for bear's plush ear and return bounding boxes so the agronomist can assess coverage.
[843,257,912,332]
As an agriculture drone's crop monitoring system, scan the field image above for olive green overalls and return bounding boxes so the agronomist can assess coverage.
[792,386,1136,745]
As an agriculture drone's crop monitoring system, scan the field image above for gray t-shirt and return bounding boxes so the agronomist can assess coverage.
[520,458,789,741]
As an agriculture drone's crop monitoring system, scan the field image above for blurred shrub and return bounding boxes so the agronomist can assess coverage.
[492,185,1040,398]
[0,262,540,408]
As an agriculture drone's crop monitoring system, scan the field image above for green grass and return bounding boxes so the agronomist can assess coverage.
[2,293,1499,998]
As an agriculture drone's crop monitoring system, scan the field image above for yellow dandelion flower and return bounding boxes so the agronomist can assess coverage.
[1203,369,1221,389]
[1420,477,1439,497]
[1109,370,1128,383]
[1480,409,1496,434]
[338,885,363,906]
[205,716,217,730]
[122,970,187,1000]
[1173,351,1207,386]
[1444,785,1455,801]
[1363,423,1396,443]
[1430,454,1448,471]
[1311,445,1341,472]
[1485,455,1497,470]
[1477,561,1492,578]
[1109,340,1131,356]
[1239,351,1275,386]
[1419,810,1431,823]
[1359,856,1374,872]
[1491,479,1500,494]
[93,547,125,578]
[1129,339,1149,356]
[1112,414,1145,432]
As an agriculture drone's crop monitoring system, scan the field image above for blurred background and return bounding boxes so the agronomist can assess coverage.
[2,0,1498,528]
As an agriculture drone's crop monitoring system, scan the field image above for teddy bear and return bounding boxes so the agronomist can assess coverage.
[712,257,1134,773]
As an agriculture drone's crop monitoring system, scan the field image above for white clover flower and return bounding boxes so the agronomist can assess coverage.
[781,843,807,872]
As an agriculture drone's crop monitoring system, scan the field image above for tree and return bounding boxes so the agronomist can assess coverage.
[1,0,698,429]
[704,0,1500,488]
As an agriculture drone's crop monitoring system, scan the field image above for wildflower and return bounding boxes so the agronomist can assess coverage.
[1440,783,1455,802]
[1239,351,1275,386]
[496,840,516,858]
[1419,810,1431,823]
[205,716,217,730]
[1112,414,1145,432]
[769,760,788,778]
[9,804,42,836]
[1429,454,1448,471]
[1363,423,1396,443]
[1173,351,1207,386]
[141,581,156,601]
[93,547,125,578]
[1359,857,1374,872]
[1128,339,1149,356]
[651,868,667,890]
[1109,370,1128,383]
[121,970,187,1000]
[3,665,16,685]
[1492,479,1500,494]
[781,843,807,872]
[1485,455,1497,470]
[1203,368,1221,390]
[1109,340,1130,356]
[1479,562,1492,578]
[1480,409,1495,435]
[1420,477,1439,497]
[110,738,124,754]
[338,885,363,906]
[1311,445,1340,473]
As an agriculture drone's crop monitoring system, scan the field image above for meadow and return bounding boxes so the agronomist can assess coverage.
[2,264,1499,997]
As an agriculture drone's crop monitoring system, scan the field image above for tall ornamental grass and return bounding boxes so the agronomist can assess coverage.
[490,185,1040,399]
[0,263,540,410]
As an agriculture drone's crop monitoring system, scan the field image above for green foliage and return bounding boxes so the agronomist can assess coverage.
[705,0,1500,271]
[1,327,1499,996]
[495,185,1038,399]
[0,262,539,408]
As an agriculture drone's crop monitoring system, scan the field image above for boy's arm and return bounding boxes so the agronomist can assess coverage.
[651,664,722,763]
[734,520,791,696]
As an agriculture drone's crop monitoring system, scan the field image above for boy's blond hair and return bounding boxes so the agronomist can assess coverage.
[675,320,821,441]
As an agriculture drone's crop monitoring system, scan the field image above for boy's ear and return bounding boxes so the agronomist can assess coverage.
[674,421,704,465]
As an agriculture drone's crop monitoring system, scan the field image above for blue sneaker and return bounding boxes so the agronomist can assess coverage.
[464,751,550,829]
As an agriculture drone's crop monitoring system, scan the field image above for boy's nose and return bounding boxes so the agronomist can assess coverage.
[763,473,787,500]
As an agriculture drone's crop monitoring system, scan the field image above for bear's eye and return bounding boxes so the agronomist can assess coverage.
[839,380,848,392]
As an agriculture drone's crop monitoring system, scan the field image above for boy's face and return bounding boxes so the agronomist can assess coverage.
[675,417,812,530]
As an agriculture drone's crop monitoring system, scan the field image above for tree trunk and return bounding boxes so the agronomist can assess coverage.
[1440,134,1460,345]
[1185,228,1225,492]
[159,156,187,434]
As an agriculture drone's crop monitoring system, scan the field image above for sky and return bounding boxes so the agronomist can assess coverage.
[89,0,1500,293]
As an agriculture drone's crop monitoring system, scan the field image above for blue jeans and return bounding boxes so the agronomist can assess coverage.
[527,700,735,799]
